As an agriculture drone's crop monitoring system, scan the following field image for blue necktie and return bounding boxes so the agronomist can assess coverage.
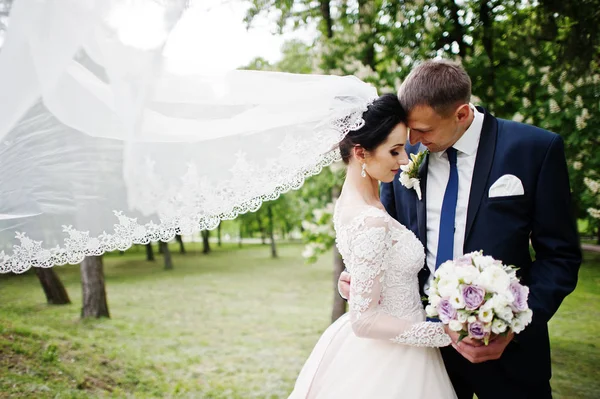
[436,147,458,269]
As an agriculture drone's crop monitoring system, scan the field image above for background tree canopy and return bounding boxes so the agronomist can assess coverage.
[244,0,600,238]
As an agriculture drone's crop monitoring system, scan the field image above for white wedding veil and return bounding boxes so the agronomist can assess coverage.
[0,0,377,273]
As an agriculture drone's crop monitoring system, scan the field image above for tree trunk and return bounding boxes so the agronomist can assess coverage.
[267,205,277,258]
[331,246,347,322]
[257,214,267,244]
[320,0,333,39]
[176,234,186,254]
[597,219,600,245]
[238,223,243,248]
[145,243,155,261]
[202,230,211,254]
[159,241,173,270]
[217,222,222,247]
[479,0,495,96]
[357,0,376,70]
[80,256,110,318]
[35,268,71,305]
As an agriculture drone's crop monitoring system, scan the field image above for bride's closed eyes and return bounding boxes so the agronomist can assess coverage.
[390,144,405,156]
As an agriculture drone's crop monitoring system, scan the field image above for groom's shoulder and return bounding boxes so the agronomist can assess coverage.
[495,116,559,147]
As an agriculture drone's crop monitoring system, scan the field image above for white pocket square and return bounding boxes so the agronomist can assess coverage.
[488,174,524,198]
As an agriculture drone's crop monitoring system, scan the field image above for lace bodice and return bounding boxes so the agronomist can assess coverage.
[334,205,451,347]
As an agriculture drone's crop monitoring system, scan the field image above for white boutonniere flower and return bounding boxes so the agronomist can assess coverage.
[399,150,429,200]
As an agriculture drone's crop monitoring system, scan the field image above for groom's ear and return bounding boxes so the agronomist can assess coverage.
[455,103,471,122]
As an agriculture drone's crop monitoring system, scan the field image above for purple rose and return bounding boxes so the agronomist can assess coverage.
[437,299,457,323]
[462,285,486,310]
[468,321,486,340]
[510,281,529,312]
[455,255,473,267]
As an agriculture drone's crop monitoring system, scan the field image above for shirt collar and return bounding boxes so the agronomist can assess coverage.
[431,103,484,158]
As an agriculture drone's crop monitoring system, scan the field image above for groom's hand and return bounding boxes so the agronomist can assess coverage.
[338,271,351,301]
[451,330,515,363]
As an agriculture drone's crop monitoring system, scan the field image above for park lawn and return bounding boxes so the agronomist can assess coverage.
[0,243,598,398]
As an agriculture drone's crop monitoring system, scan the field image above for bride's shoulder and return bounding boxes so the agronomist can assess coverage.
[334,204,393,229]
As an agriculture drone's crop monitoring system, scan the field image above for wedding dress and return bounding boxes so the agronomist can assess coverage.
[289,204,457,398]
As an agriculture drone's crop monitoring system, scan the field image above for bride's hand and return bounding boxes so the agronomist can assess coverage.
[338,271,351,300]
[443,325,484,350]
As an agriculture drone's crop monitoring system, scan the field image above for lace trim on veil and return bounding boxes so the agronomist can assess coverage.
[0,105,369,274]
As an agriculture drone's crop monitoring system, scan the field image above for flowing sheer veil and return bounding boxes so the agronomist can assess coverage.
[0,0,377,273]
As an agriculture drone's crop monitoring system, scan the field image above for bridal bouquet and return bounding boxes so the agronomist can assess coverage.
[425,251,533,345]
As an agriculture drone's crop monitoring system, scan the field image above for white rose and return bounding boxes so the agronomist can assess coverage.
[467,315,477,323]
[429,294,442,307]
[450,290,466,309]
[455,266,479,284]
[510,317,525,334]
[425,304,437,318]
[473,255,496,270]
[399,172,414,188]
[495,305,514,322]
[449,320,464,332]
[437,277,459,298]
[478,301,494,323]
[517,309,533,326]
[490,293,512,311]
[476,265,511,293]
[457,310,469,323]
[491,318,508,334]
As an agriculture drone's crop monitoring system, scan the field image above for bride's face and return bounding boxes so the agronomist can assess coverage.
[364,123,409,183]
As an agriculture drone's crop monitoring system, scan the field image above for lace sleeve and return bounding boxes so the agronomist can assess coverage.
[345,215,451,348]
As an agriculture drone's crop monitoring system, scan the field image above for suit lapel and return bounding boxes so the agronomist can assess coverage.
[464,108,498,244]
[415,144,429,249]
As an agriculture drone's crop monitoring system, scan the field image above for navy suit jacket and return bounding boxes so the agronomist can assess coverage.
[380,108,581,391]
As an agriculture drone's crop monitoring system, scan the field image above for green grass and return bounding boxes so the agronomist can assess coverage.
[0,243,598,398]
[548,250,600,399]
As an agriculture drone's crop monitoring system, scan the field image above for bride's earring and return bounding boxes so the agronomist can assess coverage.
[361,163,367,178]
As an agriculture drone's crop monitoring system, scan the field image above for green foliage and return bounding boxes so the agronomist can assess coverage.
[244,0,600,241]
[241,39,315,73]
[301,201,335,263]
[297,165,344,263]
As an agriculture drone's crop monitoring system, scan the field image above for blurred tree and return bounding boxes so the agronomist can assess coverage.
[145,243,155,261]
[175,234,186,254]
[245,0,599,235]
[159,241,174,270]
[80,256,110,318]
[217,222,222,247]
[201,230,211,254]
[35,268,71,305]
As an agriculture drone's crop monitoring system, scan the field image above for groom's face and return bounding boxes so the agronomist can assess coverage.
[406,104,469,153]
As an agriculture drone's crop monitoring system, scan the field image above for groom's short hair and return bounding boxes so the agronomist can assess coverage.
[398,59,471,117]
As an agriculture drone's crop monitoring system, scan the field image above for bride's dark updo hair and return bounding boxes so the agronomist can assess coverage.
[339,93,407,164]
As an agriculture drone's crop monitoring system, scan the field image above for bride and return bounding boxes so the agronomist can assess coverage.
[289,94,457,398]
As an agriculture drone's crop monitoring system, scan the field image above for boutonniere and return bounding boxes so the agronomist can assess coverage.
[399,150,429,200]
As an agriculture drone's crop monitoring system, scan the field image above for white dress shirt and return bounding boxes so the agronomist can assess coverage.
[425,105,484,292]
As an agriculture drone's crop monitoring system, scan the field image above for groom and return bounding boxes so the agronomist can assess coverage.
[339,59,581,399]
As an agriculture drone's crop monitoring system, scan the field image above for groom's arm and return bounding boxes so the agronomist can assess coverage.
[528,134,581,323]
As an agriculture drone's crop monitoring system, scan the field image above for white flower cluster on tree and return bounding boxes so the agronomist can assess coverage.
[584,178,600,220]
[301,202,336,263]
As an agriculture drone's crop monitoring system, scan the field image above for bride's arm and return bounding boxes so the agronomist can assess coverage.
[347,218,451,348]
